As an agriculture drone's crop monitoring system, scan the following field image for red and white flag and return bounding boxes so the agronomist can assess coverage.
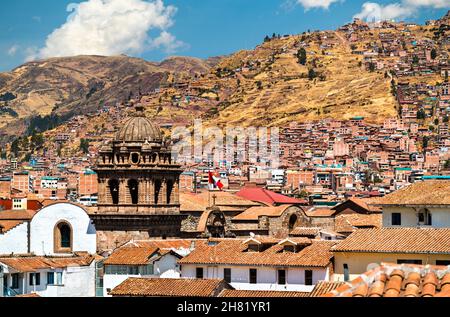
[208,171,224,190]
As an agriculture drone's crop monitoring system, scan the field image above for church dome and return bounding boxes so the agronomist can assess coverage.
[115,109,162,143]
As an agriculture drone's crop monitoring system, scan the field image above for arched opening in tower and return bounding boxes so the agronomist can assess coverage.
[128,179,139,205]
[166,180,174,204]
[154,180,162,205]
[289,214,298,231]
[109,179,119,205]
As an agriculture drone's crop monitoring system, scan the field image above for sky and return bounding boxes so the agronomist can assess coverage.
[0,0,449,71]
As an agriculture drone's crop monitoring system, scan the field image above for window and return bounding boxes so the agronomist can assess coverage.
[305,270,313,286]
[104,265,153,275]
[29,273,40,286]
[11,273,19,289]
[284,245,296,253]
[60,224,71,248]
[224,268,231,283]
[247,244,260,252]
[278,270,286,285]
[109,179,119,205]
[391,213,401,226]
[436,260,450,266]
[47,272,63,285]
[343,264,350,282]
[56,272,63,285]
[418,209,432,226]
[196,268,204,279]
[54,222,72,253]
[128,179,139,205]
[131,153,140,165]
[397,259,422,265]
[47,272,54,285]
[250,269,257,284]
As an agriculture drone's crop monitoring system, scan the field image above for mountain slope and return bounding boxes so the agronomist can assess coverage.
[0,55,214,141]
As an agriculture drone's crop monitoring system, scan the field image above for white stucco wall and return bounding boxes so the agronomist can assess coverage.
[0,222,29,255]
[181,264,328,292]
[383,206,450,228]
[30,203,96,256]
[4,264,96,297]
[103,253,181,297]
[40,264,96,297]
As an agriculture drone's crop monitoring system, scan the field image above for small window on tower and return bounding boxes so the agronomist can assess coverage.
[131,153,140,164]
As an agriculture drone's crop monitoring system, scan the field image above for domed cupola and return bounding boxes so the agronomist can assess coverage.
[115,105,162,143]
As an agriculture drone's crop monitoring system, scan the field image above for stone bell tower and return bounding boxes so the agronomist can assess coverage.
[92,105,186,251]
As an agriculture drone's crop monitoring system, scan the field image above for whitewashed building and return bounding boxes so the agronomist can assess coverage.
[0,202,97,256]
[373,181,450,228]
[0,202,98,297]
[179,237,337,293]
[0,254,96,297]
[101,239,194,297]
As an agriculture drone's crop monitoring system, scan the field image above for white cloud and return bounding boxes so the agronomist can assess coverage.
[28,0,183,60]
[354,0,450,22]
[403,0,450,8]
[354,2,416,21]
[297,0,341,10]
[7,45,19,57]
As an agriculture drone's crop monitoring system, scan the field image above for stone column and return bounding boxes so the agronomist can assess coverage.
[173,178,180,204]
[119,178,128,205]
[139,178,146,204]
[161,178,167,205]
[149,179,155,205]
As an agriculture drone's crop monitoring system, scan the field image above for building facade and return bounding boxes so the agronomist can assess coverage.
[92,106,185,251]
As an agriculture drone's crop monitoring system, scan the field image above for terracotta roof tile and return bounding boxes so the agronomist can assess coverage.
[236,187,308,206]
[334,214,382,234]
[220,290,310,297]
[104,247,159,265]
[0,254,94,272]
[110,278,231,297]
[180,192,260,212]
[333,228,450,254]
[309,281,346,297]
[323,263,450,297]
[179,239,336,268]
[0,210,37,221]
[374,181,450,206]
[232,205,293,221]
[290,227,321,237]
[0,220,25,233]
[304,208,336,218]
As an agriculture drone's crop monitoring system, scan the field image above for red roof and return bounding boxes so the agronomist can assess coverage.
[236,187,308,206]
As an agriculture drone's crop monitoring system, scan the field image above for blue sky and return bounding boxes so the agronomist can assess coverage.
[0,0,448,71]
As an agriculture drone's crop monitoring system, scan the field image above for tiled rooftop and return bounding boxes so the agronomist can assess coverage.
[322,263,450,297]
[333,228,450,254]
[110,278,231,297]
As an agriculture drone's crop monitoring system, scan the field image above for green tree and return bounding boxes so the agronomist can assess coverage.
[431,48,437,60]
[308,69,317,81]
[417,109,426,120]
[368,62,376,72]
[80,138,90,154]
[445,160,450,169]
[10,139,20,156]
[412,55,419,65]
[296,48,307,66]
[423,136,429,150]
